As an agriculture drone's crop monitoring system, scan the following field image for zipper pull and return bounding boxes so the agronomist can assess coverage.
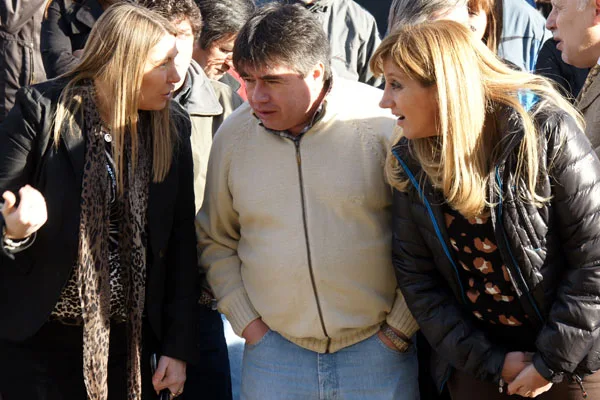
[574,374,588,399]
[498,378,504,394]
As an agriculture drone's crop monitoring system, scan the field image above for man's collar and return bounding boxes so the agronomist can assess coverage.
[173,60,223,116]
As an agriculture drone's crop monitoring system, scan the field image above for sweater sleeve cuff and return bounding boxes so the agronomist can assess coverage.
[219,287,261,336]
[386,289,420,338]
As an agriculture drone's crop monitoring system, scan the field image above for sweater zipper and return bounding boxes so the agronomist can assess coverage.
[294,139,331,352]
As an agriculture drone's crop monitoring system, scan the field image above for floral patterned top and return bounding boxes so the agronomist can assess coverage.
[443,205,533,330]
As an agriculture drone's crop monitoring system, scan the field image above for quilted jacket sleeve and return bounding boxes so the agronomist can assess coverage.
[533,112,600,375]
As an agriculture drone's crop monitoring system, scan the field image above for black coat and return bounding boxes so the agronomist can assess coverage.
[0,0,47,121]
[391,104,600,390]
[535,39,590,100]
[0,78,201,364]
[41,0,102,78]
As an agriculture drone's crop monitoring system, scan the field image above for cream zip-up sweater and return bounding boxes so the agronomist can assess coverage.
[197,79,418,353]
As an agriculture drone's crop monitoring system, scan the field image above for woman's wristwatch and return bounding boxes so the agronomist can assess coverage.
[381,322,411,352]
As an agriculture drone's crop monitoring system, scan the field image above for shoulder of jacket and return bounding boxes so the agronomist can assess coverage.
[209,79,244,110]
[16,78,66,112]
[335,0,377,25]
[212,103,253,146]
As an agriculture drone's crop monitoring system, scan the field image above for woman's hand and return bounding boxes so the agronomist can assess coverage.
[152,355,186,397]
[242,318,270,345]
[507,364,553,397]
[2,186,47,240]
[501,351,533,383]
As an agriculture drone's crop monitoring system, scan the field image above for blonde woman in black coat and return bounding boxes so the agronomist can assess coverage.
[373,21,600,399]
[0,4,204,399]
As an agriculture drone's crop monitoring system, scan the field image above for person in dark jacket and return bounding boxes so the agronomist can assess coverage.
[294,0,383,86]
[353,0,390,34]
[0,4,205,399]
[0,0,47,121]
[41,0,122,78]
[372,20,600,399]
[535,38,589,101]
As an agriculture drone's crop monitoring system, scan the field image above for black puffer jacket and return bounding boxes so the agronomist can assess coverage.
[391,102,600,390]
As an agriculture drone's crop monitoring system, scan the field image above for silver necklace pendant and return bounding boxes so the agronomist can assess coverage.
[104,133,112,143]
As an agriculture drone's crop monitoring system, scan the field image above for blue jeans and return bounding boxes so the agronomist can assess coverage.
[240,331,419,400]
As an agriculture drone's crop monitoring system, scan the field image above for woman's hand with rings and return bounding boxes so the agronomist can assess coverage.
[2,185,47,239]
[151,355,186,398]
[169,388,184,399]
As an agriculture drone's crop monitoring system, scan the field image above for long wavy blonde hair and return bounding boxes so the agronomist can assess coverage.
[52,3,179,193]
[370,20,583,218]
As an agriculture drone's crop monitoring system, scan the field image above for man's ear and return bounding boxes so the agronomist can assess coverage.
[595,0,600,21]
[310,62,325,81]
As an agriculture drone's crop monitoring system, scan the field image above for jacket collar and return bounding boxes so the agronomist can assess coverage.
[173,60,223,117]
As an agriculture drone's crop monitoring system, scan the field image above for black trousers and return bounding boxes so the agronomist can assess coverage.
[182,307,232,400]
[0,320,160,400]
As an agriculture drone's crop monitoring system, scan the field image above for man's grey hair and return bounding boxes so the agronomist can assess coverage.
[387,0,468,34]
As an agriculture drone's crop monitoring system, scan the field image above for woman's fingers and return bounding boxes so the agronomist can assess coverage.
[1,190,17,216]
[2,185,47,239]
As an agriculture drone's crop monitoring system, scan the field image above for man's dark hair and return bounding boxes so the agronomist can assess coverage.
[194,0,255,50]
[233,3,332,80]
[139,0,202,37]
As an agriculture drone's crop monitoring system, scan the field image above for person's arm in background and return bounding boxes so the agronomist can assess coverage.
[357,12,383,87]
[41,0,80,78]
[1,0,48,33]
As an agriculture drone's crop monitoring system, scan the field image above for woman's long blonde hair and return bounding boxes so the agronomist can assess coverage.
[370,20,583,218]
[52,3,179,193]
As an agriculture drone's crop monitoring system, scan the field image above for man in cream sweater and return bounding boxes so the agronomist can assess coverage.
[197,3,419,399]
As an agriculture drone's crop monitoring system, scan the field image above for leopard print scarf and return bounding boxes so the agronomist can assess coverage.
[77,88,150,400]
